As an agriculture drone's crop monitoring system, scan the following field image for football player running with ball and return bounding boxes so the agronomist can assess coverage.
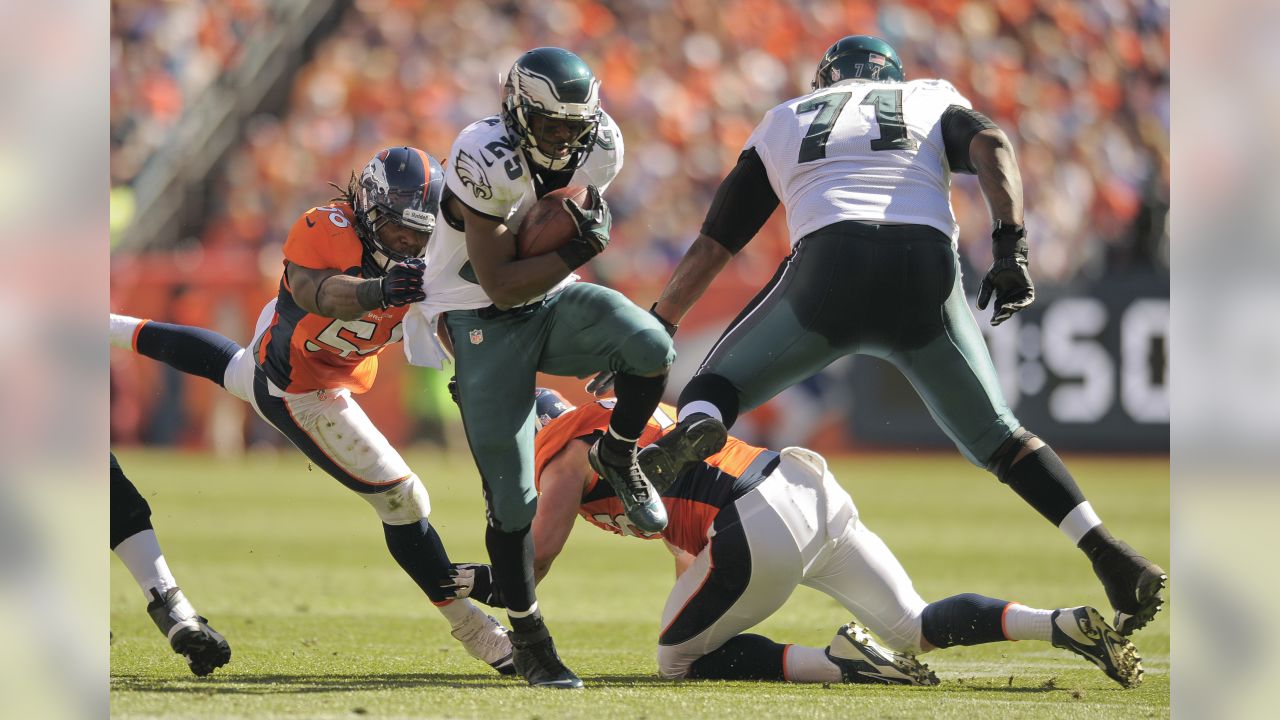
[110,147,514,676]
[639,35,1166,637]
[399,47,679,689]
[453,389,1143,689]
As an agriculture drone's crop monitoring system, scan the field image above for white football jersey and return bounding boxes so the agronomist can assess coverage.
[402,111,624,368]
[746,78,970,244]
[421,110,623,310]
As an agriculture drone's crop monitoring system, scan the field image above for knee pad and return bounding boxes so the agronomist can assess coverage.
[365,475,431,525]
[618,326,675,376]
[678,373,742,428]
[985,428,1040,480]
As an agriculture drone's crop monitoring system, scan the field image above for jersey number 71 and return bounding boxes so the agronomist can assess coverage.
[796,88,918,162]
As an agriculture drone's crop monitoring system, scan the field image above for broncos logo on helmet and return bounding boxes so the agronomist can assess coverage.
[348,146,444,276]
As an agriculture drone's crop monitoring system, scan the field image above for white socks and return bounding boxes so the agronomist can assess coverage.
[678,401,723,423]
[1058,501,1103,545]
[112,529,178,602]
[110,313,143,350]
[782,645,843,683]
[1001,603,1054,642]
[436,598,480,629]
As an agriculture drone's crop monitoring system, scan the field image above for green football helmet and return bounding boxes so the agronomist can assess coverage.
[501,47,602,172]
[812,35,905,89]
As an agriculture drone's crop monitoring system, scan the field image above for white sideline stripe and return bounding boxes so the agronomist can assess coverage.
[697,249,801,373]
[1058,501,1103,545]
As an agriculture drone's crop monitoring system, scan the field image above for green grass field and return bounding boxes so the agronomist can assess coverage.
[110,449,1169,719]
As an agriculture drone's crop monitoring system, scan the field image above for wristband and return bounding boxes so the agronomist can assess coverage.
[991,221,1028,259]
[649,303,678,336]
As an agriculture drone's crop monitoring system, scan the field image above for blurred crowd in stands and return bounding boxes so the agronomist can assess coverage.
[109,0,1169,450]
[111,0,1169,287]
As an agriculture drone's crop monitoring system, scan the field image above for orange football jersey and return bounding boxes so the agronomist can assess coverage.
[254,202,409,394]
[534,401,778,556]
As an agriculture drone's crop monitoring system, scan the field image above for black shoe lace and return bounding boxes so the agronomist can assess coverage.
[624,459,651,502]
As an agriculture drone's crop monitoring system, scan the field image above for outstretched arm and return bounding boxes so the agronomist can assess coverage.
[531,439,593,583]
[287,260,425,321]
[652,146,778,327]
[652,234,734,327]
[969,128,1024,228]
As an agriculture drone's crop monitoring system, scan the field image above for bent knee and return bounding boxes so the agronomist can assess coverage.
[617,326,675,376]
[364,475,431,525]
[656,645,692,680]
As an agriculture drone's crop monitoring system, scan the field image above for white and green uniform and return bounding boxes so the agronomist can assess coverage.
[690,78,1018,467]
[404,111,673,529]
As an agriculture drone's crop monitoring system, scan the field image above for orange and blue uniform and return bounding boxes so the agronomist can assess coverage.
[254,202,409,394]
[533,401,779,556]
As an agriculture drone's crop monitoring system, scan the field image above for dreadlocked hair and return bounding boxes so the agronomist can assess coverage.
[328,172,359,207]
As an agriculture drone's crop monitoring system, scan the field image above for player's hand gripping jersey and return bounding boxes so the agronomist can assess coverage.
[534,402,778,556]
[748,79,973,244]
[254,202,409,393]
[402,112,624,369]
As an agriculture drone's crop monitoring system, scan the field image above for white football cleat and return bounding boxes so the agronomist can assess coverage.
[450,605,515,675]
[826,622,938,685]
[1051,605,1143,688]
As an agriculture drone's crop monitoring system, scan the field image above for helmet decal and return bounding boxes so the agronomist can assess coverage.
[350,146,444,275]
[534,387,575,431]
[501,47,603,172]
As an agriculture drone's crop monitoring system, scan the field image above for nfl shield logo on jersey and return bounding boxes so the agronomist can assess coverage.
[469,329,484,345]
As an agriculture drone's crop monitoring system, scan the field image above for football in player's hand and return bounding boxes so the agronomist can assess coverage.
[515,185,590,258]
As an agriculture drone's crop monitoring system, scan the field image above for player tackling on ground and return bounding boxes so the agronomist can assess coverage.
[637,35,1166,636]
[110,147,513,675]
[453,389,1142,689]
[399,47,677,688]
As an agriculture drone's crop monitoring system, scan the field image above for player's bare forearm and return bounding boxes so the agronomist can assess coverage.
[480,253,576,309]
[654,234,733,325]
[970,128,1024,227]
[458,200,573,308]
[531,442,593,584]
[287,264,382,321]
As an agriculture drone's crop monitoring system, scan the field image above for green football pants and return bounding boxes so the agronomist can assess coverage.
[695,221,1019,467]
[444,282,674,529]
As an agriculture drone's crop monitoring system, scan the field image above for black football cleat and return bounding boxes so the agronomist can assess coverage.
[1090,541,1167,636]
[636,414,728,493]
[510,624,583,689]
[146,587,232,677]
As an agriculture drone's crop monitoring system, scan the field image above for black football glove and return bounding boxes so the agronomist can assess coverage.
[557,185,611,270]
[443,562,505,608]
[977,223,1035,326]
[447,375,460,405]
[379,257,427,308]
[586,304,677,397]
